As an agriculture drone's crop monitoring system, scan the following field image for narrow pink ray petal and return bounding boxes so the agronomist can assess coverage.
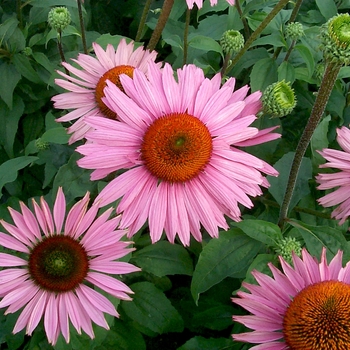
[233,330,284,343]
[44,294,59,345]
[0,220,31,245]
[232,315,282,331]
[31,198,48,236]
[89,260,140,274]
[8,208,36,242]
[26,290,49,335]
[53,187,66,234]
[0,231,29,253]
[57,294,70,343]
[19,201,41,239]
[40,196,54,234]
[0,253,27,267]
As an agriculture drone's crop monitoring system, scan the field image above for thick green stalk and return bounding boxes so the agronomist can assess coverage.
[135,0,153,42]
[223,0,290,76]
[147,0,174,51]
[278,62,341,227]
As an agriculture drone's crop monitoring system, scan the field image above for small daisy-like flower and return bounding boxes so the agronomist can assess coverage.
[0,188,140,345]
[52,39,160,144]
[76,62,280,246]
[232,248,350,349]
[316,126,350,225]
[186,0,235,10]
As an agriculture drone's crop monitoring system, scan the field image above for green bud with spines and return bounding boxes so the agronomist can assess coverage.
[275,237,302,265]
[320,13,350,66]
[285,22,304,41]
[48,7,71,32]
[220,30,244,55]
[262,80,297,118]
[35,138,50,151]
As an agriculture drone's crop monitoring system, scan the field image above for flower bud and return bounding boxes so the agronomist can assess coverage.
[22,47,33,56]
[285,22,304,41]
[275,237,302,265]
[35,138,50,151]
[262,80,297,118]
[320,13,350,66]
[220,30,244,55]
[48,7,71,32]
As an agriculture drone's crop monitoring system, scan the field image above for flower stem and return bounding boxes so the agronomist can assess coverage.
[235,0,250,39]
[147,0,174,51]
[135,0,153,42]
[284,39,296,62]
[57,30,69,75]
[289,0,304,23]
[16,0,23,29]
[223,0,290,76]
[183,8,191,65]
[278,62,341,227]
[77,0,87,54]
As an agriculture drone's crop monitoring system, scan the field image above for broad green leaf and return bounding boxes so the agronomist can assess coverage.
[278,61,295,83]
[12,53,42,84]
[30,0,78,7]
[131,241,193,277]
[0,63,21,109]
[178,336,239,350]
[295,44,315,78]
[189,36,223,56]
[197,15,230,40]
[316,0,338,20]
[41,127,70,144]
[32,52,56,73]
[0,17,18,44]
[251,33,286,48]
[231,219,282,246]
[191,230,263,303]
[121,282,184,334]
[0,156,38,199]
[52,152,95,203]
[268,152,313,212]
[250,57,278,92]
[311,115,331,169]
[0,95,24,158]
[288,219,350,262]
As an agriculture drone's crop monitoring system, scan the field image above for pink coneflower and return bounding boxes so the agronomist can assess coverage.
[316,126,350,225]
[52,39,159,144]
[232,248,350,349]
[186,0,235,9]
[0,188,140,345]
[76,62,280,246]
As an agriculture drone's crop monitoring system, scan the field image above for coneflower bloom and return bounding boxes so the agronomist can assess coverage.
[0,188,140,345]
[52,39,160,144]
[232,248,350,349]
[186,0,235,9]
[316,126,350,225]
[77,62,280,246]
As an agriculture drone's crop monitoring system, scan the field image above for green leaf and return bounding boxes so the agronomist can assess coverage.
[0,63,21,109]
[295,44,315,78]
[0,156,38,199]
[288,219,350,262]
[131,241,193,277]
[30,0,78,7]
[231,219,283,246]
[52,152,95,203]
[278,61,295,83]
[0,95,24,158]
[316,0,338,20]
[188,36,223,56]
[250,57,278,92]
[251,33,286,48]
[191,230,263,303]
[178,336,239,350]
[12,53,42,84]
[311,115,331,169]
[32,52,56,73]
[268,152,313,212]
[121,282,184,334]
[41,127,70,144]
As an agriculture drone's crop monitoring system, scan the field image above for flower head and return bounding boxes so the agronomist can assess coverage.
[48,7,71,32]
[262,80,296,118]
[316,126,350,225]
[52,39,160,144]
[186,0,235,10]
[0,188,140,345]
[77,62,280,246]
[320,13,350,66]
[285,22,304,41]
[232,248,350,349]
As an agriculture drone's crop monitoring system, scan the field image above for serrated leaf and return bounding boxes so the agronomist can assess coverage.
[268,152,312,212]
[191,231,263,303]
[121,282,184,334]
[232,219,282,246]
[0,95,24,158]
[0,63,21,109]
[131,241,193,277]
[0,156,38,199]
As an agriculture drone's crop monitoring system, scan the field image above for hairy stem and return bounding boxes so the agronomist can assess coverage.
[183,8,191,65]
[135,0,153,42]
[147,0,174,51]
[77,0,87,54]
[57,31,69,75]
[278,62,341,227]
[235,0,250,39]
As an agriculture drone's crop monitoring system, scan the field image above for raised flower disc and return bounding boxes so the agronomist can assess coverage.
[0,188,140,345]
[186,0,235,9]
[52,38,160,144]
[76,61,280,246]
[316,126,350,225]
[232,248,350,349]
